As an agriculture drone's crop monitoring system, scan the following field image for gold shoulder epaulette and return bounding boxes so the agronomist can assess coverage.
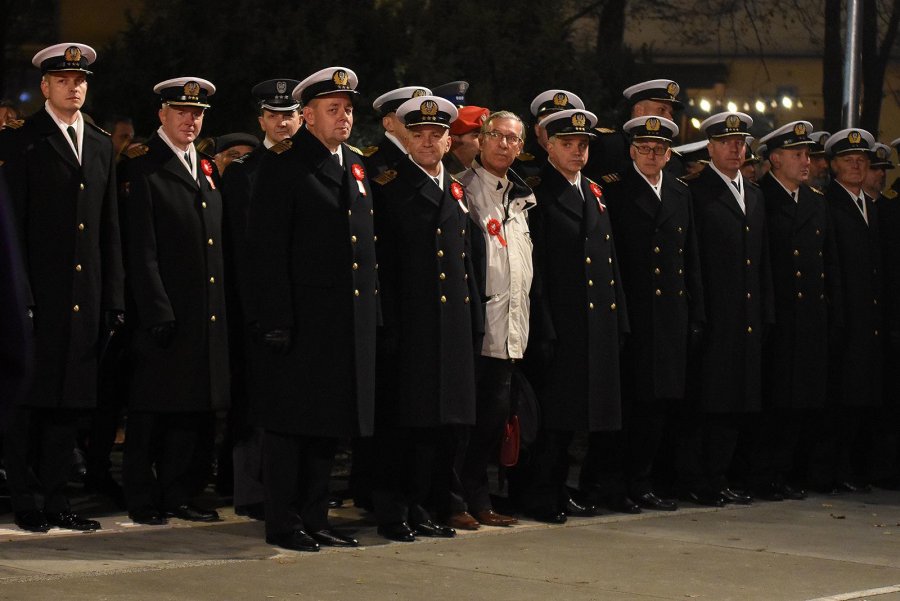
[883,188,898,199]
[360,145,378,157]
[346,144,364,156]
[525,175,541,188]
[810,186,824,195]
[125,144,149,159]
[680,171,701,181]
[600,173,620,184]
[373,168,398,186]
[270,139,292,155]
[517,152,535,162]
[5,119,24,130]
[597,127,616,134]
[674,177,689,186]
[86,121,110,136]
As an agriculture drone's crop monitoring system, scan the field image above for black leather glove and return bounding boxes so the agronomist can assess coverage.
[261,328,292,355]
[689,322,704,352]
[104,310,125,332]
[149,320,176,348]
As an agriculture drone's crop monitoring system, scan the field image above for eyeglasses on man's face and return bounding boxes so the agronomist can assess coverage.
[632,144,669,156]
[484,130,524,146]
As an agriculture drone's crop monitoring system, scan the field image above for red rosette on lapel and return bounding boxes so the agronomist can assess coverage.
[486,217,507,247]
[450,181,464,200]
[590,181,605,213]
[351,163,367,196]
[200,158,216,190]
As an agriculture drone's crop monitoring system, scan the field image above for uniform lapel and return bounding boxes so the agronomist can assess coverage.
[579,176,600,233]
[656,175,680,227]
[793,186,817,229]
[438,171,460,225]
[703,168,745,220]
[35,109,80,170]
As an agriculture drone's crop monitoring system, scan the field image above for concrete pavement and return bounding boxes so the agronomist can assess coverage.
[2,490,900,600]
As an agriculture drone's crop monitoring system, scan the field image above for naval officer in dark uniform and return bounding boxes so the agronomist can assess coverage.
[363,85,431,180]
[0,42,124,533]
[246,67,377,552]
[583,116,703,513]
[513,89,585,187]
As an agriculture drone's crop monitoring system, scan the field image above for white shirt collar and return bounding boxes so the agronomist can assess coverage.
[633,161,663,199]
[45,101,83,162]
[384,131,407,154]
[836,180,865,203]
[708,161,743,192]
[771,173,800,201]
[413,158,444,191]
[264,137,276,149]
[157,126,197,179]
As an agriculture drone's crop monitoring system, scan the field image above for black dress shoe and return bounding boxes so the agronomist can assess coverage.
[46,511,101,531]
[565,497,599,517]
[681,491,726,507]
[310,528,359,547]
[327,496,343,509]
[129,507,167,525]
[634,492,678,512]
[527,508,568,524]
[412,520,456,538]
[377,521,416,542]
[166,504,220,522]
[234,503,265,521]
[778,484,807,500]
[749,484,784,502]
[719,488,753,504]
[606,494,642,514]
[266,529,320,552]
[14,510,50,532]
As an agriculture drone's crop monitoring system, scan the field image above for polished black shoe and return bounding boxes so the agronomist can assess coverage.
[719,488,753,505]
[778,484,807,500]
[634,492,678,512]
[234,503,265,521]
[412,520,456,538]
[310,528,359,547]
[837,481,872,494]
[46,511,101,531]
[565,497,599,517]
[527,507,568,524]
[606,494,642,514]
[129,508,167,525]
[377,521,416,542]
[749,484,785,502]
[681,490,726,507]
[166,504,220,522]
[266,529,320,552]
[327,496,343,509]
[14,510,50,533]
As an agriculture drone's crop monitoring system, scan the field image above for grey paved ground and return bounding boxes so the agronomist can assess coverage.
[1,491,900,600]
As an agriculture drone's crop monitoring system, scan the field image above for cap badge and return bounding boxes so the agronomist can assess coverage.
[793,122,807,136]
[572,112,587,128]
[412,88,428,98]
[725,115,741,130]
[877,147,888,159]
[421,100,438,117]
[183,81,201,99]
[553,92,568,107]
[276,81,287,94]
[332,69,349,87]
[64,46,82,63]
[646,118,661,132]
[848,131,861,144]
[666,82,678,97]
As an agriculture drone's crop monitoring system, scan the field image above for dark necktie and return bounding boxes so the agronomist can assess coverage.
[331,152,341,167]
[731,179,741,194]
[66,125,78,158]
[433,176,440,187]
[855,196,865,214]
[184,152,192,170]
[791,191,797,202]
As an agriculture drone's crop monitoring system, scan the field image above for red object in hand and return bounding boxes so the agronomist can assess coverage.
[486,218,508,247]
[352,163,365,181]
[200,159,213,177]
[450,182,464,200]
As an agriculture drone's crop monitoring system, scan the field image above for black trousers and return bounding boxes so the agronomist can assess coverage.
[233,426,265,507]
[807,405,874,488]
[373,424,466,526]
[123,411,211,512]
[4,405,80,513]
[456,357,516,514]
[676,410,744,494]
[263,432,337,538]
[580,398,670,499]
[522,428,575,512]
[742,407,813,489]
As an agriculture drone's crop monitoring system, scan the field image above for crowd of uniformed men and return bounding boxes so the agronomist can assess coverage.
[1,42,899,553]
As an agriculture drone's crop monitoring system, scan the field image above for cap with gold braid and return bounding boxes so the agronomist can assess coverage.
[292,67,359,106]
[529,89,585,118]
[623,116,679,142]
[700,111,753,139]
[541,108,598,138]
[758,121,814,152]
[824,128,875,157]
[396,95,458,128]
[32,43,97,74]
[154,77,216,108]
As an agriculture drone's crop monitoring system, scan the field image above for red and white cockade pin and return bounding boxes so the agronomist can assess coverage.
[486,218,507,247]
[590,181,605,213]
[200,159,216,190]
[450,182,468,213]
[351,163,367,196]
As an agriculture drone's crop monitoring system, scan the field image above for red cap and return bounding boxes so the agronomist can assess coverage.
[449,105,489,136]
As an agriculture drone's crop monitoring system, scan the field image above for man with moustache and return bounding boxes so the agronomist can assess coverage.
[370,95,482,542]
[364,85,431,180]
[525,108,629,523]
[0,43,124,532]
[120,77,228,526]
[677,111,774,507]
[583,116,703,514]
[750,121,841,500]
[247,67,377,552]
[220,78,301,520]
[816,129,883,492]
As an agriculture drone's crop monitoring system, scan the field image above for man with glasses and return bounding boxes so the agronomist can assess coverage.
[524,108,628,523]
[581,116,703,514]
[677,111,774,507]
[119,77,229,526]
[750,121,841,500]
[449,110,535,530]
[816,129,882,492]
